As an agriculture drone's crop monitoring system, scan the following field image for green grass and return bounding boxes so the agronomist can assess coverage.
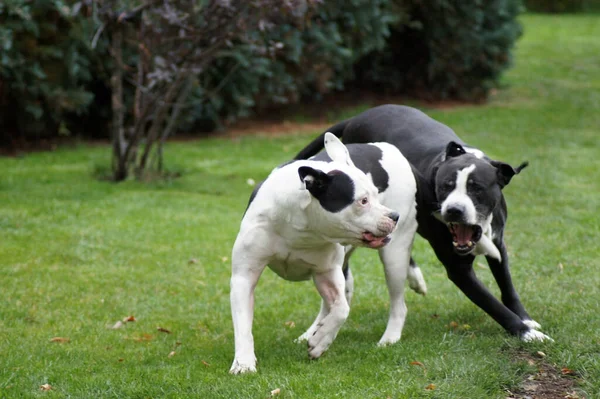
[1,14,599,398]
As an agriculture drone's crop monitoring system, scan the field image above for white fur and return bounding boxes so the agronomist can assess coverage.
[464,147,485,159]
[407,265,427,295]
[473,214,502,261]
[441,164,477,225]
[523,319,541,330]
[297,142,422,347]
[521,329,553,342]
[230,137,401,374]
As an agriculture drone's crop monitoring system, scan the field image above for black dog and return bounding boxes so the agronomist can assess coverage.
[295,104,552,342]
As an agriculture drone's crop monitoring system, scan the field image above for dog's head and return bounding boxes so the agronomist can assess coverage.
[297,133,399,249]
[434,141,528,256]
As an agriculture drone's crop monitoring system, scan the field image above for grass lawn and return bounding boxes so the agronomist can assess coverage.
[1,14,599,398]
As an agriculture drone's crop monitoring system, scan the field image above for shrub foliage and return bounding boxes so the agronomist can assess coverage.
[1,0,525,148]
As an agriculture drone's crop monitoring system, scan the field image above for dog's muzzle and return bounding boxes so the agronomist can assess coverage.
[361,212,398,249]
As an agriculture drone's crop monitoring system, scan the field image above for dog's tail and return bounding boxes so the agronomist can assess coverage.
[294,119,350,160]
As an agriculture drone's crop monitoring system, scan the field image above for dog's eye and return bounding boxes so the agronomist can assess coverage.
[444,181,455,189]
[360,197,369,206]
[468,180,481,191]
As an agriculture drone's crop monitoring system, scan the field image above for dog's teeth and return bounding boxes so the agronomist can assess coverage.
[452,242,458,247]
[467,241,473,247]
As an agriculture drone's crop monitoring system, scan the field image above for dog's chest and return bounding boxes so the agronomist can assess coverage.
[267,244,341,282]
[268,256,314,281]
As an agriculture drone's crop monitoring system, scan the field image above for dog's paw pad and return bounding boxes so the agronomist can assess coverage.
[522,319,541,330]
[521,329,553,343]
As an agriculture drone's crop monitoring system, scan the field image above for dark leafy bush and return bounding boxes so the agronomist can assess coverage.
[354,0,524,101]
[180,0,402,131]
[0,0,95,144]
[0,0,525,146]
[524,0,600,12]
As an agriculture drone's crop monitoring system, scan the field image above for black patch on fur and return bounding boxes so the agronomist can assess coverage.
[244,180,265,217]
[298,166,355,213]
[312,144,389,193]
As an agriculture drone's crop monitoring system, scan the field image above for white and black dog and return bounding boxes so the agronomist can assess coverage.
[295,104,552,342]
[230,133,424,374]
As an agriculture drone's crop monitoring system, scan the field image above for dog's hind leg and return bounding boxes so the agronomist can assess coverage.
[295,300,327,343]
[407,257,427,295]
[343,246,356,305]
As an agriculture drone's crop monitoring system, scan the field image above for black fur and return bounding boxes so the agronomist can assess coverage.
[312,144,389,193]
[294,104,538,339]
[298,166,355,213]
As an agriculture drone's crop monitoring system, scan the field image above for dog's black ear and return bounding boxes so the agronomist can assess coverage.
[298,166,331,197]
[491,160,529,188]
[445,141,467,159]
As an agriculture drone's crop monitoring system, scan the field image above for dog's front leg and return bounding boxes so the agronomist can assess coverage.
[229,262,266,374]
[308,267,349,359]
[377,236,413,346]
[298,246,355,343]
[444,258,551,342]
[486,240,541,330]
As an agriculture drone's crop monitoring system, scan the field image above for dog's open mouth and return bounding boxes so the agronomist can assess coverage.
[362,232,391,249]
[447,223,482,255]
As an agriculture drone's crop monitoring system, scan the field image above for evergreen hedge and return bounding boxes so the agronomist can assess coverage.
[1,0,525,143]
[524,0,600,12]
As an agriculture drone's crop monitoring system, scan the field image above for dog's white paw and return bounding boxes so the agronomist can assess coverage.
[521,329,554,343]
[307,327,336,359]
[295,332,310,343]
[407,266,427,295]
[377,334,401,347]
[522,319,541,330]
[229,358,257,374]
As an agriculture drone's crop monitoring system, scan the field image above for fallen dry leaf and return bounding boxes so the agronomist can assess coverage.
[449,321,459,329]
[168,351,176,358]
[270,388,281,396]
[118,358,124,362]
[221,256,229,262]
[536,351,546,358]
[40,384,52,391]
[202,360,210,367]
[110,321,124,329]
[561,367,576,376]
[558,263,564,272]
[284,321,295,328]
[425,383,436,390]
[123,315,136,322]
[188,258,198,264]
[131,333,154,342]
[157,327,172,334]
[410,361,427,375]
[49,337,70,343]
[431,314,440,319]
